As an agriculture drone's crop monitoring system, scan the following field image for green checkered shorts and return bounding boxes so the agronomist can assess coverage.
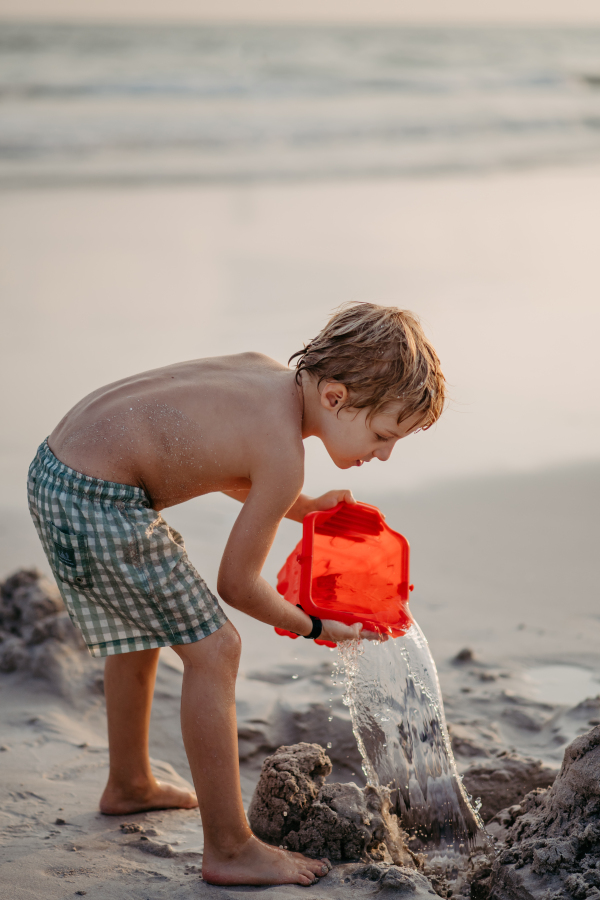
[27,440,228,657]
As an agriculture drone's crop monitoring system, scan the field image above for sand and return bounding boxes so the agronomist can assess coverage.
[247,743,415,866]
[488,727,600,899]
[2,566,600,898]
[1,169,599,896]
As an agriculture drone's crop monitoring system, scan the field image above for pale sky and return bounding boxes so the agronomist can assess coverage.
[2,0,600,22]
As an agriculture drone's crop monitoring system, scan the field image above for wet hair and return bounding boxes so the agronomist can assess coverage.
[289,302,446,429]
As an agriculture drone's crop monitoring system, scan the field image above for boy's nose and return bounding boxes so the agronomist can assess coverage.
[375,446,394,462]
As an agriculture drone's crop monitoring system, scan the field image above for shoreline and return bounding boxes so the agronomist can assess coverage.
[3,160,600,192]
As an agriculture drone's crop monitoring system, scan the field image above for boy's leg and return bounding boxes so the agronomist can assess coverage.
[173,621,330,886]
[100,647,198,815]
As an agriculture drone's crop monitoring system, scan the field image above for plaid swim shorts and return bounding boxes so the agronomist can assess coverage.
[27,440,228,657]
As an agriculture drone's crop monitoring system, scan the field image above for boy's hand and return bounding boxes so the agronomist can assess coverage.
[320,619,388,644]
[303,489,356,517]
[280,489,357,523]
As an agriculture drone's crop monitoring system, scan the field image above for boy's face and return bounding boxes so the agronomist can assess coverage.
[318,383,425,470]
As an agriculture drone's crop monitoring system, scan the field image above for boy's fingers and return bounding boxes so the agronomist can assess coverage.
[321,492,343,509]
[316,489,356,510]
[360,628,387,642]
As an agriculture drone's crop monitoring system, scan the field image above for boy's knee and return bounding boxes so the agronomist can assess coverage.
[173,621,240,669]
[217,620,242,661]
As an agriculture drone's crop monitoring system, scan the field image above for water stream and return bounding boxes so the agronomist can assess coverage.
[336,622,486,865]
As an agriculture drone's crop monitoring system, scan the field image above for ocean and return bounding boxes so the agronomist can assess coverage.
[2,22,600,185]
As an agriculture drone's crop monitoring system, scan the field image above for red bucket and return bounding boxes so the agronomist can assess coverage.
[275,501,414,647]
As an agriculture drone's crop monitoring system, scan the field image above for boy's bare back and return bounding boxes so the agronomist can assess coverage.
[49,353,304,512]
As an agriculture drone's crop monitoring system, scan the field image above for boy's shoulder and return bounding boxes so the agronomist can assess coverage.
[202,352,298,412]
[199,350,281,370]
[204,353,306,507]
[202,351,304,460]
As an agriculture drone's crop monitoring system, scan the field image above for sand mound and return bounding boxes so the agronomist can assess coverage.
[248,742,416,867]
[0,569,97,695]
[248,741,332,842]
[487,726,600,900]
[326,862,439,897]
[461,753,559,823]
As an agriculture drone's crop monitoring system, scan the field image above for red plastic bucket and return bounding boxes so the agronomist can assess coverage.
[275,501,414,647]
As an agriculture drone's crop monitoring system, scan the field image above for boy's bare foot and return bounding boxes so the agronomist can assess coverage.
[99,779,198,815]
[202,833,331,886]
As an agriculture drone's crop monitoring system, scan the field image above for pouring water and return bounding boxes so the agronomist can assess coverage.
[336,622,486,864]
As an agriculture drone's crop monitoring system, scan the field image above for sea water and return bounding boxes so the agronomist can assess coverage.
[3,23,600,185]
[336,622,486,866]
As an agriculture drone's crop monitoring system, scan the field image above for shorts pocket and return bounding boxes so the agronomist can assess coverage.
[45,520,93,589]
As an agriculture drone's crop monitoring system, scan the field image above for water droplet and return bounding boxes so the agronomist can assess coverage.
[328,716,333,722]
[291,675,299,680]
[326,742,332,749]
[283,811,288,816]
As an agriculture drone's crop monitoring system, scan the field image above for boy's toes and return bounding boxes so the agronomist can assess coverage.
[304,856,330,877]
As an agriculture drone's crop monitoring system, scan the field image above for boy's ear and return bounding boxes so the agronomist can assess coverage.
[320,380,349,411]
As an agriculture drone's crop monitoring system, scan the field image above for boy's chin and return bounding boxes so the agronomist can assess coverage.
[330,455,362,470]
[324,445,364,469]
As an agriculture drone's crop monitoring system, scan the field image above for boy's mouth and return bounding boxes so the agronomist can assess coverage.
[354,460,364,467]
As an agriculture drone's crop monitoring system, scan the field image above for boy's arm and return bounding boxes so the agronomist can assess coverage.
[217,461,363,642]
[221,488,356,523]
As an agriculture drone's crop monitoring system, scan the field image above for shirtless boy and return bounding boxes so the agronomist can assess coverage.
[27,302,445,887]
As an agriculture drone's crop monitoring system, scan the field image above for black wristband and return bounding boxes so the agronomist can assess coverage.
[303,615,323,640]
[302,613,323,641]
[295,605,323,640]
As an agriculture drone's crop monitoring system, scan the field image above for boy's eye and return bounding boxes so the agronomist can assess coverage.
[375,434,389,442]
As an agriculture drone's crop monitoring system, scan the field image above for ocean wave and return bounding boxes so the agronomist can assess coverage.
[2,22,600,183]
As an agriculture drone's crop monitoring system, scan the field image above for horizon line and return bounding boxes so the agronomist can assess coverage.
[3,15,600,25]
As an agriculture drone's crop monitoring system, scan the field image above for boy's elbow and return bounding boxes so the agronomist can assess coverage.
[217,572,246,609]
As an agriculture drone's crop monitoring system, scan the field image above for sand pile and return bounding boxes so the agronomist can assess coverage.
[248,742,417,867]
[461,753,559,824]
[486,726,600,900]
[0,568,98,695]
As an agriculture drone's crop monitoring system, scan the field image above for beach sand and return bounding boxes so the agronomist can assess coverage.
[1,169,599,897]
[1,459,598,898]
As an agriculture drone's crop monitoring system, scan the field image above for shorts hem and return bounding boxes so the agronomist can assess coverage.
[87,617,228,658]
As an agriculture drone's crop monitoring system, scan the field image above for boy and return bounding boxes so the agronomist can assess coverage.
[27,302,445,886]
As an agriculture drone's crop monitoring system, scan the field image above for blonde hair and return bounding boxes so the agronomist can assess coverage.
[289,303,446,428]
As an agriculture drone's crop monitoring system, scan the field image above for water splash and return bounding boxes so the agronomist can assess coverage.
[336,621,486,863]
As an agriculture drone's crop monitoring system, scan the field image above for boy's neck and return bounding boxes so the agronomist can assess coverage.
[297,371,324,440]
